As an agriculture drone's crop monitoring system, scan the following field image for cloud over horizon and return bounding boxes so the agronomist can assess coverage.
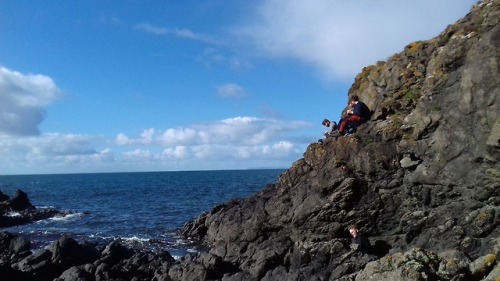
[115,116,310,147]
[0,65,308,174]
[0,111,311,174]
[235,0,475,80]
[0,67,62,136]
[0,66,310,174]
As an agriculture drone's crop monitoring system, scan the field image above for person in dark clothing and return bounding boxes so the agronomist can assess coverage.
[348,224,371,253]
[336,95,371,135]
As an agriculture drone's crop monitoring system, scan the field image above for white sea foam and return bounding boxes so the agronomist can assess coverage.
[37,205,55,209]
[121,236,150,243]
[175,239,189,245]
[49,212,83,221]
[5,211,22,217]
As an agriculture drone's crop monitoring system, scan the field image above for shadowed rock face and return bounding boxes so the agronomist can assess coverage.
[0,233,176,281]
[181,1,500,280]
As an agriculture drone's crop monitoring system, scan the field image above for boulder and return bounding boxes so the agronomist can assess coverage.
[1,232,178,281]
[57,266,94,281]
[0,190,70,228]
[8,190,34,211]
[0,191,9,202]
[9,235,31,254]
[49,236,100,269]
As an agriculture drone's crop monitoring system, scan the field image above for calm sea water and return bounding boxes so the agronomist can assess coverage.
[0,169,284,258]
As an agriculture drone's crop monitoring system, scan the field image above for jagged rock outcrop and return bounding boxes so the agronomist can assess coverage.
[0,233,175,281]
[0,190,70,228]
[180,1,500,280]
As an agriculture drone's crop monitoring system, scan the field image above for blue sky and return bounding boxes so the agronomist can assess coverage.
[0,0,478,175]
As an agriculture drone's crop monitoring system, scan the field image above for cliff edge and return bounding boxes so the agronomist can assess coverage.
[180,1,500,280]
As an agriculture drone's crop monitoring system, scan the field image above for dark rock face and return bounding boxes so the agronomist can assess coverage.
[0,189,70,228]
[8,190,35,211]
[0,233,176,281]
[180,1,500,280]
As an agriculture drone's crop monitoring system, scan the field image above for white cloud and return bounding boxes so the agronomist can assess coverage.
[158,127,198,146]
[187,142,297,161]
[115,133,131,145]
[90,148,114,162]
[0,116,309,174]
[191,145,212,159]
[198,48,253,71]
[161,146,187,159]
[115,128,157,145]
[135,23,222,46]
[34,133,97,156]
[0,66,62,136]
[273,141,294,153]
[217,83,248,98]
[123,149,152,159]
[235,0,477,80]
[6,134,96,158]
[115,116,310,147]
[0,133,115,174]
[139,128,156,144]
[72,117,311,173]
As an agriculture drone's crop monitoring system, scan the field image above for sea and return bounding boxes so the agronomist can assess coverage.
[0,169,284,258]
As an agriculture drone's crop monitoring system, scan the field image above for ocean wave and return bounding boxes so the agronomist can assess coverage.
[5,211,22,217]
[121,236,151,243]
[37,205,56,209]
[48,212,84,221]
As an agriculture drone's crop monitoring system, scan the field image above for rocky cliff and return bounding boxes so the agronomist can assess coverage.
[180,1,500,280]
[0,1,498,281]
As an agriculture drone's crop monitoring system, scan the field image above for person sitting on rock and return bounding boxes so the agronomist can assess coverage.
[348,224,371,253]
[334,95,371,136]
[318,118,338,143]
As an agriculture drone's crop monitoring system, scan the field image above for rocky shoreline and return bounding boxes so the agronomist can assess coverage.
[0,231,177,281]
[1,0,499,280]
[0,190,71,228]
[1,229,497,281]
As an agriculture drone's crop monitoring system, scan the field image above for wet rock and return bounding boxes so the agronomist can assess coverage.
[1,232,177,281]
[0,190,70,228]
